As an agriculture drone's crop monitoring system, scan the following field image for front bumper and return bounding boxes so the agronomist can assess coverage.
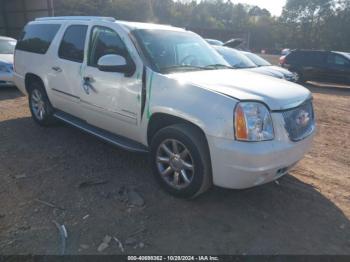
[207,113,315,189]
[0,71,15,86]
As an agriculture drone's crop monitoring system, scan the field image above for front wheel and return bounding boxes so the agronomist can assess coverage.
[28,82,55,126]
[150,124,212,199]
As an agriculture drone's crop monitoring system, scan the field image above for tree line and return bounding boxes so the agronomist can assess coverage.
[54,0,350,52]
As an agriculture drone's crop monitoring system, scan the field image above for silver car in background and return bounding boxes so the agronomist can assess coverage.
[214,46,286,79]
[0,36,16,87]
[242,51,298,82]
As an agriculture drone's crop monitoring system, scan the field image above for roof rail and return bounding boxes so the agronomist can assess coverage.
[35,16,116,22]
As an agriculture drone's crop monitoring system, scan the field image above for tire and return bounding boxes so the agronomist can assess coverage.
[28,81,55,126]
[150,124,212,199]
[296,71,306,84]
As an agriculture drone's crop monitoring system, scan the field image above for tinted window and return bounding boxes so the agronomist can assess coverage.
[286,51,301,63]
[16,24,61,54]
[88,26,128,67]
[304,52,325,65]
[327,54,350,66]
[287,51,325,65]
[59,25,88,63]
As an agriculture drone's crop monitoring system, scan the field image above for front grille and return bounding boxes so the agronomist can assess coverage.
[282,100,315,141]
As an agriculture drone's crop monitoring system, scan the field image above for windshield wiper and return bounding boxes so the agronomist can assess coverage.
[161,64,234,73]
[204,64,234,69]
[161,65,211,73]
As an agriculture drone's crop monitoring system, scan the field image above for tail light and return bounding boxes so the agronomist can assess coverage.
[279,56,286,66]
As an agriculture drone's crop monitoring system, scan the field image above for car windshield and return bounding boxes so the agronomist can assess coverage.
[338,52,350,61]
[132,29,230,73]
[0,39,16,54]
[215,46,257,69]
[244,52,271,66]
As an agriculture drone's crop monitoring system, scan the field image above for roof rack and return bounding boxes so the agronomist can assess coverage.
[35,16,116,22]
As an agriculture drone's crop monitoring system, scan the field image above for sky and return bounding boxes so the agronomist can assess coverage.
[230,0,287,16]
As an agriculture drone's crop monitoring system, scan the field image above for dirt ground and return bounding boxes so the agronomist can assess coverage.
[0,82,349,255]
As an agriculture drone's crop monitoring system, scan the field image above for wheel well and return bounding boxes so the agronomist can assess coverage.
[25,73,44,93]
[147,113,207,146]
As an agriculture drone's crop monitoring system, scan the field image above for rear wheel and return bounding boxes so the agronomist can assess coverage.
[150,124,212,198]
[28,81,55,126]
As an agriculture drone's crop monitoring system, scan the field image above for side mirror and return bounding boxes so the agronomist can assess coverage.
[97,54,133,74]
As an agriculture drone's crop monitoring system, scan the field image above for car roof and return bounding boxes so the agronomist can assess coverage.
[0,36,16,41]
[292,49,328,53]
[35,16,185,33]
[117,20,186,32]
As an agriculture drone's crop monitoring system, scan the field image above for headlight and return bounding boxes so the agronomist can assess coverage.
[284,73,296,81]
[234,102,274,141]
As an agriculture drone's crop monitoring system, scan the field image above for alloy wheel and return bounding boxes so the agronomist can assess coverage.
[156,139,195,189]
[31,89,46,121]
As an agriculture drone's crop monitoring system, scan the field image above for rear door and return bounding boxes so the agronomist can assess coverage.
[325,53,350,84]
[47,23,88,118]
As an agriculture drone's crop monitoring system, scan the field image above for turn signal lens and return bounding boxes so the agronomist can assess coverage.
[235,104,248,140]
[234,102,274,141]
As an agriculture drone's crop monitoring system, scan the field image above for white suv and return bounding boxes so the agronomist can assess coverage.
[14,16,316,198]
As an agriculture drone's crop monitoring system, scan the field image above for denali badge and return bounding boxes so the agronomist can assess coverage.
[296,110,310,127]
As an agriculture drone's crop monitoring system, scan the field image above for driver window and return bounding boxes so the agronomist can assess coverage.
[327,54,349,66]
[88,26,128,67]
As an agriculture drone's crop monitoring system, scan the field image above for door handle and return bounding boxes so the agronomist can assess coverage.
[83,76,94,83]
[82,76,95,95]
[52,66,62,73]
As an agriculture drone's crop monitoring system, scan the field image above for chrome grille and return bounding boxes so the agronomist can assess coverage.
[282,100,315,141]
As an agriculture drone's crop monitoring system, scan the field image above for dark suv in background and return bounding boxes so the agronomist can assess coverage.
[280,50,350,85]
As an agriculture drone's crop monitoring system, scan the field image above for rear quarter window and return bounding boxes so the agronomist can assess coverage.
[287,51,326,65]
[58,25,88,63]
[304,52,326,65]
[16,23,61,54]
[286,52,302,63]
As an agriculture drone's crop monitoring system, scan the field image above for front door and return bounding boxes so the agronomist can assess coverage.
[326,53,350,85]
[79,25,142,141]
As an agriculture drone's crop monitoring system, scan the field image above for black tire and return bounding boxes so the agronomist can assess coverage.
[296,71,306,84]
[150,124,212,199]
[28,80,56,126]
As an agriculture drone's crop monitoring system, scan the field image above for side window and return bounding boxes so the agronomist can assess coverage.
[58,25,88,63]
[88,26,128,67]
[287,52,301,63]
[16,24,61,54]
[327,54,349,66]
[310,52,325,64]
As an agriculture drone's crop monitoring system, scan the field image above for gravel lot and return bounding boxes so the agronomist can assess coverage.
[0,83,349,255]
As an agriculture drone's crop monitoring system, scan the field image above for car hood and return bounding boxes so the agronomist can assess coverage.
[264,65,294,76]
[246,67,284,79]
[0,54,14,64]
[167,69,311,111]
